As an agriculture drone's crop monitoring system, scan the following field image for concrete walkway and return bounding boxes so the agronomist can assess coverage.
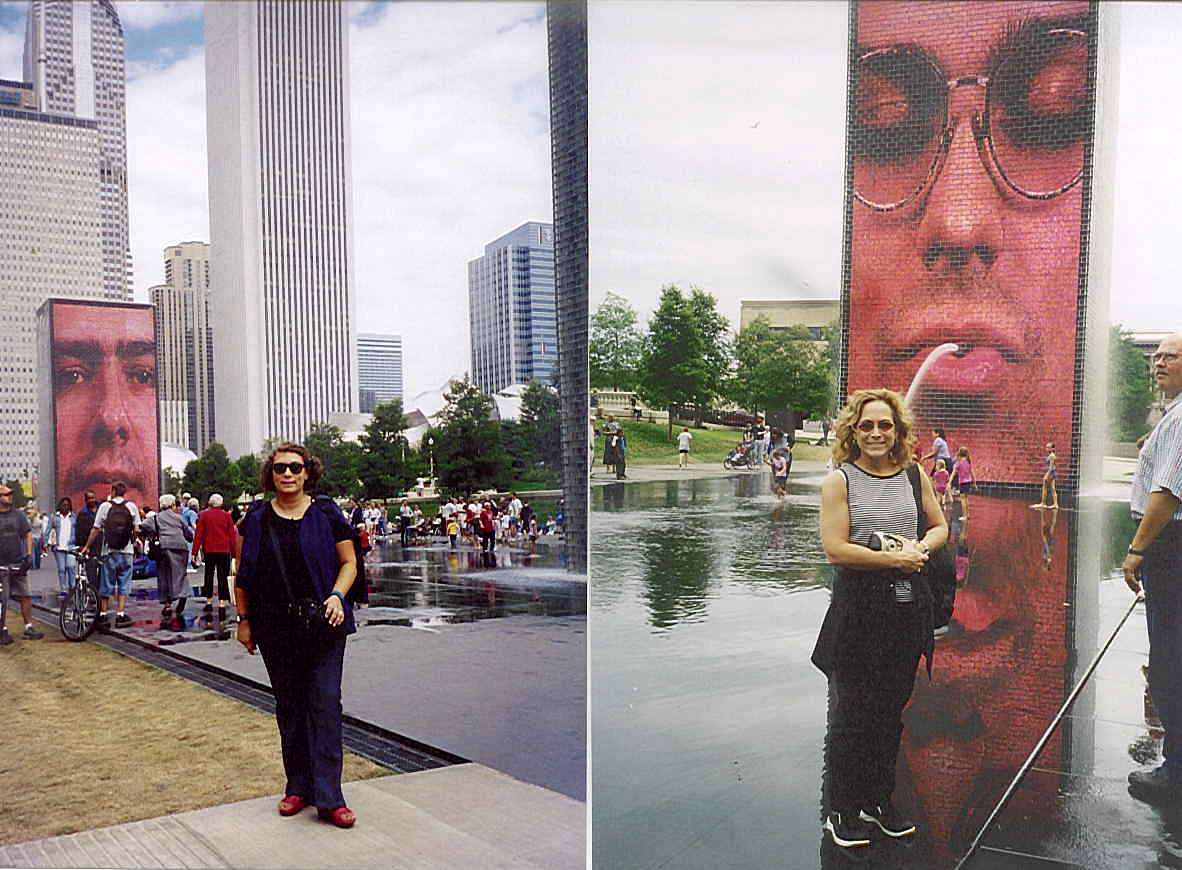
[0,764,584,869]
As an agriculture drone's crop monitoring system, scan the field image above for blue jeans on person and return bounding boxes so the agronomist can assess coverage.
[32,540,41,570]
[257,628,347,808]
[99,551,133,597]
[1144,521,1182,769]
[53,550,76,594]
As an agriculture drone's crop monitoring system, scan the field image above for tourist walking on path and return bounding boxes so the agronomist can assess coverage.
[677,427,692,468]
[49,498,77,597]
[1038,443,1059,508]
[193,493,237,623]
[769,449,789,498]
[812,389,947,849]
[0,484,41,643]
[1123,333,1182,806]
[399,499,413,548]
[80,480,140,631]
[234,442,362,828]
[142,494,195,630]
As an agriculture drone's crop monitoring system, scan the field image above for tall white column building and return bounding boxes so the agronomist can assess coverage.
[205,1,358,458]
[151,242,215,455]
[23,0,132,300]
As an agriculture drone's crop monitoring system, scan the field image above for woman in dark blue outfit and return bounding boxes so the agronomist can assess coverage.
[234,442,362,828]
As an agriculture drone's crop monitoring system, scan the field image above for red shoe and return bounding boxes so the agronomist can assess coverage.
[277,795,309,816]
[318,806,356,828]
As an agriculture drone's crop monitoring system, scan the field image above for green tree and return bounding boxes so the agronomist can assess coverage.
[357,400,414,499]
[304,422,361,498]
[434,377,512,496]
[503,380,562,487]
[182,441,237,505]
[230,453,260,499]
[162,467,184,495]
[637,284,731,437]
[728,317,831,419]
[590,292,644,391]
[1109,325,1154,442]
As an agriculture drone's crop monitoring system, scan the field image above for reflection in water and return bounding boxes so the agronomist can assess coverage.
[817,495,1073,867]
[590,477,1149,869]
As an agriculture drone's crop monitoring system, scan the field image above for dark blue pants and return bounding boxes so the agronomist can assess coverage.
[258,628,347,808]
[1144,522,1182,768]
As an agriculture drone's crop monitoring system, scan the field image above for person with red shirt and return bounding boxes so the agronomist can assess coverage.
[192,493,238,623]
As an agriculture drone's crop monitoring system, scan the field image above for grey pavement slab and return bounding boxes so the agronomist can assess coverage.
[0,764,585,870]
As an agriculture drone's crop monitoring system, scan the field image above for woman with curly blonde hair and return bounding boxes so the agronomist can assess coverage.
[812,389,947,849]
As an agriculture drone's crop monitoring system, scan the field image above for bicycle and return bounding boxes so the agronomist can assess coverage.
[59,548,100,641]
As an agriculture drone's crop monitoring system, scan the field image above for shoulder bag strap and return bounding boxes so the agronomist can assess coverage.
[264,516,299,607]
[906,463,924,538]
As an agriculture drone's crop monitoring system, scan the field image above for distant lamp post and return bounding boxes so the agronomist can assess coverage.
[427,436,435,489]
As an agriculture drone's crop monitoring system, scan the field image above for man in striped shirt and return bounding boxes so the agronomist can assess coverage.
[1124,332,1182,805]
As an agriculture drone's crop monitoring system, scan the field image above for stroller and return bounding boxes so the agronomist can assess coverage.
[723,441,757,470]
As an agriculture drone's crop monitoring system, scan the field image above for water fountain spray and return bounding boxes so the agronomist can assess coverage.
[904,342,960,408]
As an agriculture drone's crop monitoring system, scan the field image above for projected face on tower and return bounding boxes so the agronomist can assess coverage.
[51,302,158,511]
[847,0,1092,484]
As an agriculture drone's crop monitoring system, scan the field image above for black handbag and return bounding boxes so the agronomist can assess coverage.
[266,523,343,642]
[906,464,957,629]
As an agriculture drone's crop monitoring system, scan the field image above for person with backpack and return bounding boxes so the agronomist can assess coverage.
[232,442,365,829]
[80,481,141,631]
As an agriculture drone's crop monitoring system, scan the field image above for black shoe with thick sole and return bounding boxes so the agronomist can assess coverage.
[824,811,871,848]
[114,613,132,628]
[860,803,917,838]
[1129,765,1182,806]
[94,614,110,632]
[0,629,13,646]
[22,625,44,640]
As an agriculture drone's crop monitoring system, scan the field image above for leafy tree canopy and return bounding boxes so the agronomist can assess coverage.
[357,400,415,499]
[728,317,830,420]
[304,422,361,498]
[637,284,732,413]
[182,441,237,506]
[434,376,511,496]
[590,291,644,392]
[1109,325,1154,442]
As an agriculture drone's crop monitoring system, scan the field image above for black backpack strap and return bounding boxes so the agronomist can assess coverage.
[906,464,925,538]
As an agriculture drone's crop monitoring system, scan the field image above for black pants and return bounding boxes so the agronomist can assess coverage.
[257,627,347,809]
[202,553,231,599]
[826,613,922,812]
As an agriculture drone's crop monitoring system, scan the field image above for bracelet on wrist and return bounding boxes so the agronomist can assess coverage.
[330,590,346,603]
[1128,547,1146,557]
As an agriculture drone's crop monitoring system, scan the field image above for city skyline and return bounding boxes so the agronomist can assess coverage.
[0,1,552,401]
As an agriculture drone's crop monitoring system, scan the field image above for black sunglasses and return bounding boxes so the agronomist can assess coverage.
[272,461,305,475]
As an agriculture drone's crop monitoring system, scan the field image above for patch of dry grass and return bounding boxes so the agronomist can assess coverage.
[0,610,390,844]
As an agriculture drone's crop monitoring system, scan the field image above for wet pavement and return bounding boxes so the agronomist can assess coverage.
[590,472,1173,870]
[23,532,587,801]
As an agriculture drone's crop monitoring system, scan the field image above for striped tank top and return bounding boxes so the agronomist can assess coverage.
[841,462,920,603]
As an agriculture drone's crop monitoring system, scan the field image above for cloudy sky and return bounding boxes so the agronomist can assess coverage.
[0,0,552,400]
[590,1,1182,335]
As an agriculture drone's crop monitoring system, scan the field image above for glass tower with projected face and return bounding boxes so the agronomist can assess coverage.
[204,1,358,457]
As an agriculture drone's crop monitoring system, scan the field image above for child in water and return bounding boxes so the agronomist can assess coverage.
[932,458,950,507]
[770,448,788,498]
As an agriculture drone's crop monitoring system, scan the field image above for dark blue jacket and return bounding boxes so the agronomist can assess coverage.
[237,497,358,635]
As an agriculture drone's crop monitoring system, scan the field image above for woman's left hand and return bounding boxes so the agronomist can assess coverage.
[323,593,345,627]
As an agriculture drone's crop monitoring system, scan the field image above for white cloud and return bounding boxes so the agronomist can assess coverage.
[346,2,551,398]
[589,1,849,329]
[125,44,208,293]
[113,1,201,32]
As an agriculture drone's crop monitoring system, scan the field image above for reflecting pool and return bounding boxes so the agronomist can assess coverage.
[591,473,1138,869]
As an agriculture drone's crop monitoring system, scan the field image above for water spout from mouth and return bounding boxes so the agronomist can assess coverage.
[904,343,960,407]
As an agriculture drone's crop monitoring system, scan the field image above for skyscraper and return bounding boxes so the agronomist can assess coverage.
[548,0,588,574]
[468,221,557,395]
[151,242,215,454]
[0,79,106,483]
[357,333,403,413]
[205,1,358,458]
[24,0,132,300]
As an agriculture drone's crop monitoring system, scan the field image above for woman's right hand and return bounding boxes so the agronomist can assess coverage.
[890,540,929,574]
[237,619,255,655]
